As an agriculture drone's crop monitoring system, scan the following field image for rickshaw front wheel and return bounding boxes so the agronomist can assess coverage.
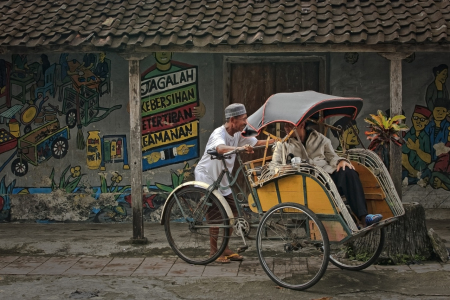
[329,226,385,271]
[256,202,330,291]
[164,186,230,265]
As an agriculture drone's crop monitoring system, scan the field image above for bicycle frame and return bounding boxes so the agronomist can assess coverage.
[190,151,256,222]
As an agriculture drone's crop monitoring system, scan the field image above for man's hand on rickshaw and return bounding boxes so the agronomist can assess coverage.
[242,144,254,154]
[336,160,354,171]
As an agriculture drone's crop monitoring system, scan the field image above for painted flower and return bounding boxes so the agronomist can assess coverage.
[111,172,122,183]
[70,166,81,178]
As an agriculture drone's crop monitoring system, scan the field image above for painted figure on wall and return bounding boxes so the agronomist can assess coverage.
[402,105,432,185]
[82,53,96,71]
[11,54,29,75]
[426,64,448,111]
[93,52,109,79]
[424,98,450,161]
[332,117,360,151]
[429,141,450,190]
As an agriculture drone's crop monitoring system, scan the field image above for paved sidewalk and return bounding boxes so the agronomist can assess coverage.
[0,255,448,277]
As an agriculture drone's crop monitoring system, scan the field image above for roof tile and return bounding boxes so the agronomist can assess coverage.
[0,0,449,48]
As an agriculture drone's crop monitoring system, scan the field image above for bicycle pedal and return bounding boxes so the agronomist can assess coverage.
[237,245,248,253]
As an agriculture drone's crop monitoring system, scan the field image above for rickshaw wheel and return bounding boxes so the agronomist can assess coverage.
[164,186,230,265]
[51,137,69,159]
[66,109,77,129]
[256,202,330,291]
[11,158,28,177]
[329,227,385,271]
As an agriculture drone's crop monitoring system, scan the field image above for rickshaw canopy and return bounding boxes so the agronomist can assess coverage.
[242,91,363,137]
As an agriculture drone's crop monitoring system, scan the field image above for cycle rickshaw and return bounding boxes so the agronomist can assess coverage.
[160,91,405,290]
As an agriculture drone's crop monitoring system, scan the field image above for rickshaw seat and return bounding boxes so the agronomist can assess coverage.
[350,160,393,218]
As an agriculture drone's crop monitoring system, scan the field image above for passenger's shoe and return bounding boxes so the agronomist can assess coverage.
[365,214,383,226]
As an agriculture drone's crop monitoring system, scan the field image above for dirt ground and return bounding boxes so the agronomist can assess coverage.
[1,267,450,299]
[0,221,449,299]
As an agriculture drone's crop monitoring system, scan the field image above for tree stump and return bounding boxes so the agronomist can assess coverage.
[381,202,434,264]
[351,202,437,264]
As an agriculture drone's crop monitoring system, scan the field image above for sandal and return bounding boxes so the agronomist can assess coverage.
[224,253,244,261]
[215,256,231,264]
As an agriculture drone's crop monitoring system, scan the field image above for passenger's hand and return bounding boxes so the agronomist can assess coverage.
[337,160,354,171]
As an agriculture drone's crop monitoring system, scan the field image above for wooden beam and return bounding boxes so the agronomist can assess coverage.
[379,52,412,199]
[124,54,148,244]
[2,42,450,55]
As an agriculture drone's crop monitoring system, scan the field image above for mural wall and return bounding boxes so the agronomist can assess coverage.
[330,52,450,212]
[2,51,450,222]
[0,52,216,223]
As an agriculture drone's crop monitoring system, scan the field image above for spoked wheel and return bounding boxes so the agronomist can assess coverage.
[66,109,77,129]
[11,158,28,177]
[329,226,385,271]
[164,186,230,265]
[256,202,330,290]
[51,137,69,159]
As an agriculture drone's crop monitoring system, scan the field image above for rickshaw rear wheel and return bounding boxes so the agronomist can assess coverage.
[256,202,330,291]
[329,226,385,271]
[164,186,230,265]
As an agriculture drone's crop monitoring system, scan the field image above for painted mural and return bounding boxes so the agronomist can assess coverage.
[332,117,361,151]
[0,51,205,223]
[140,52,202,171]
[0,52,134,222]
[400,63,450,190]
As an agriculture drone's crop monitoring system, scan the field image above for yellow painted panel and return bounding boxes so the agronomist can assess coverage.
[305,177,335,214]
[256,182,279,212]
[278,175,305,205]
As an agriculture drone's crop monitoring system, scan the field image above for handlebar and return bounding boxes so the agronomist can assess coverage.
[207,145,270,159]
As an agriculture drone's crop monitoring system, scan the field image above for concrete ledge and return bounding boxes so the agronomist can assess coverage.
[425,208,450,220]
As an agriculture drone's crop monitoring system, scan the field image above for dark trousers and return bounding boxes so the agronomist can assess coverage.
[330,168,368,218]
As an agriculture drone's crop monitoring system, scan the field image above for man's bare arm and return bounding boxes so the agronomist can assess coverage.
[255,139,275,146]
[216,144,253,154]
[216,139,274,155]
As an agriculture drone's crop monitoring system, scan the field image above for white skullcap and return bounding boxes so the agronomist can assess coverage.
[225,103,246,118]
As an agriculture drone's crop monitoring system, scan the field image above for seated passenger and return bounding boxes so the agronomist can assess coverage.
[272,121,381,228]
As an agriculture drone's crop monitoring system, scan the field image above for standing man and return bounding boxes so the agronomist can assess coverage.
[195,103,273,263]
